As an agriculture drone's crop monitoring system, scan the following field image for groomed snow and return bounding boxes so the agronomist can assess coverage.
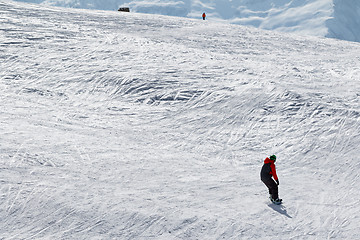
[1,0,360,239]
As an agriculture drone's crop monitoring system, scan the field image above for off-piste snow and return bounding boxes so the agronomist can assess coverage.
[1,0,360,239]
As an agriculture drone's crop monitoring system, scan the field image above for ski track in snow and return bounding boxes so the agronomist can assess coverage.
[1,1,360,239]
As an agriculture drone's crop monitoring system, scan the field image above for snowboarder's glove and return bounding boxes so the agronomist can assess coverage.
[276,179,279,185]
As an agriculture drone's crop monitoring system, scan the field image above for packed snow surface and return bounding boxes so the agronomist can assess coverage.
[1,0,360,239]
[12,0,360,42]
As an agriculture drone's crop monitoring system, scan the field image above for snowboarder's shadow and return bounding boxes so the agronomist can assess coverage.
[268,203,292,218]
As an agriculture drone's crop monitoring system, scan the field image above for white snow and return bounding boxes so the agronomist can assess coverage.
[11,0,360,42]
[1,0,360,239]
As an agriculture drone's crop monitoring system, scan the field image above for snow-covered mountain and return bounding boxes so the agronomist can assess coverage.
[1,0,360,239]
[12,0,360,42]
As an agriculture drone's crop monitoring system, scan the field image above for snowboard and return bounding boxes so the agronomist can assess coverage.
[269,196,282,205]
[270,198,282,205]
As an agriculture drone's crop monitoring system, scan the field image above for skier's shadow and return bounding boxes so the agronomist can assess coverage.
[268,204,292,218]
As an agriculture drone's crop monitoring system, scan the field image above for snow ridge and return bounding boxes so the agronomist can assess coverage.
[12,0,360,42]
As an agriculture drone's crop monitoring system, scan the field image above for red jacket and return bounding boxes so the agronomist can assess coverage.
[263,157,278,181]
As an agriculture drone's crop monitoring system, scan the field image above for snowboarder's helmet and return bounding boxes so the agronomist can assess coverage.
[270,155,276,162]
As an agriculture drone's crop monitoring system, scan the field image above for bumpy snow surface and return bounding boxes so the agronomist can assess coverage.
[1,1,360,239]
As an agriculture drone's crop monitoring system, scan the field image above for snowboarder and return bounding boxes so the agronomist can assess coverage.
[260,155,282,204]
[202,12,206,20]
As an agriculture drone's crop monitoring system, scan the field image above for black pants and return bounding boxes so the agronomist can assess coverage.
[261,178,278,199]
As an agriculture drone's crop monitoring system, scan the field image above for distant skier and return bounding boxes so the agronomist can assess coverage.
[260,155,282,204]
[202,12,206,20]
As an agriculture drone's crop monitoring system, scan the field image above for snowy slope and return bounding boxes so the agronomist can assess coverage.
[1,0,360,239]
[12,0,360,42]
